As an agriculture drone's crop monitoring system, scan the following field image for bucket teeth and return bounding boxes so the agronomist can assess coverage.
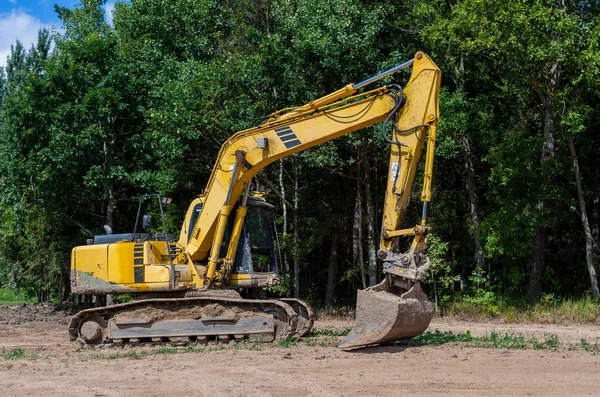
[338,279,434,350]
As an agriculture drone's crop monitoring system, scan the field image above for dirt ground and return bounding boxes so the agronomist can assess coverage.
[1,304,599,397]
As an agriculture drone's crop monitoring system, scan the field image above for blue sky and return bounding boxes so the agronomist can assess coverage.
[0,0,116,68]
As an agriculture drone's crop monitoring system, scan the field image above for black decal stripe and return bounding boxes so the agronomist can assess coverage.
[284,139,302,149]
[275,126,292,133]
[280,134,298,142]
[277,130,296,138]
[134,266,144,283]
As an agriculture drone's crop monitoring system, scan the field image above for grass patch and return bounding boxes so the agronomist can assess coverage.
[0,288,36,305]
[579,339,600,355]
[233,341,264,351]
[414,330,474,346]
[307,328,351,337]
[319,295,600,324]
[467,332,530,350]
[443,293,600,324]
[154,346,180,355]
[303,335,339,347]
[276,338,298,348]
[403,329,562,351]
[154,344,208,355]
[2,348,39,360]
[532,334,560,350]
[91,343,227,360]
[91,350,148,360]
[106,350,148,360]
[2,348,26,360]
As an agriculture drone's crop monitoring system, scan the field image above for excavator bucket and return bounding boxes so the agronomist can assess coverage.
[338,278,434,349]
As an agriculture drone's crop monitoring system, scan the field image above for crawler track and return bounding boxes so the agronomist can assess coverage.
[69,297,303,347]
[280,298,316,337]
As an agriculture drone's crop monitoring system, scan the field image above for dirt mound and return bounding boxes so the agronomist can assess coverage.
[0,303,72,325]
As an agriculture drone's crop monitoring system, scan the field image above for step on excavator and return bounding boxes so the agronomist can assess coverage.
[69,52,441,349]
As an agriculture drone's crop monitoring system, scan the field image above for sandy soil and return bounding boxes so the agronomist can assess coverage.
[1,305,599,397]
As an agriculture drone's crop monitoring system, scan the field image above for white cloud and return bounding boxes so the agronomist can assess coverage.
[0,9,49,69]
[0,4,118,69]
[104,2,115,27]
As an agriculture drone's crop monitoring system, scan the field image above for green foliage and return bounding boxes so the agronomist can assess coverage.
[265,272,291,297]
[424,234,460,306]
[104,350,148,360]
[460,290,502,317]
[0,288,36,305]
[276,337,298,348]
[532,334,560,351]
[1,348,38,360]
[411,329,561,351]
[112,294,134,304]
[307,328,352,337]
[414,330,474,346]
[153,347,180,355]
[2,348,26,360]
[579,339,600,355]
[444,293,600,323]
[0,0,599,306]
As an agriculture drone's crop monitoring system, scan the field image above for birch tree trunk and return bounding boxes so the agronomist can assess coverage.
[362,156,378,286]
[352,178,367,289]
[292,157,300,298]
[324,236,339,307]
[594,197,600,253]
[279,159,290,274]
[528,91,557,300]
[461,137,485,281]
[566,134,599,300]
[103,140,114,230]
[279,158,291,297]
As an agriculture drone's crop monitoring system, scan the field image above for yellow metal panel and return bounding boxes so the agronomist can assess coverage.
[229,272,279,288]
[144,265,171,283]
[107,242,135,284]
[72,245,108,281]
[178,197,204,246]
[145,241,170,265]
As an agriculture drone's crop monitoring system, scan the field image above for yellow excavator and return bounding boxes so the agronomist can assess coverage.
[69,52,441,349]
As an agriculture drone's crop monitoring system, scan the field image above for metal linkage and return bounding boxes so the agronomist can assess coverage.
[353,59,415,90]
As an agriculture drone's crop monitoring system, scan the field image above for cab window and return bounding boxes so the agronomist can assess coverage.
[187,203,203,242]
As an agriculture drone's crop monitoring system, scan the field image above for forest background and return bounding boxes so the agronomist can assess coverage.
[1,0,600,316]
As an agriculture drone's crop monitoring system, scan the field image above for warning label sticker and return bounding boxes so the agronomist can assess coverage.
[390,162,399,182]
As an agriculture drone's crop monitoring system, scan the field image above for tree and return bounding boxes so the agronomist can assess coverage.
[414,0,600,299]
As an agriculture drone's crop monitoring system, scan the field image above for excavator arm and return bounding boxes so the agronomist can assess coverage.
[180,52,441,294]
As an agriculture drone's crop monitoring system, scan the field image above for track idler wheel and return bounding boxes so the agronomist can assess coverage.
[280,298,316,337]
[78,316,107,345]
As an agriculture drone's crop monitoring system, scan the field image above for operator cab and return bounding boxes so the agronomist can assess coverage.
[228,195,279,275]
